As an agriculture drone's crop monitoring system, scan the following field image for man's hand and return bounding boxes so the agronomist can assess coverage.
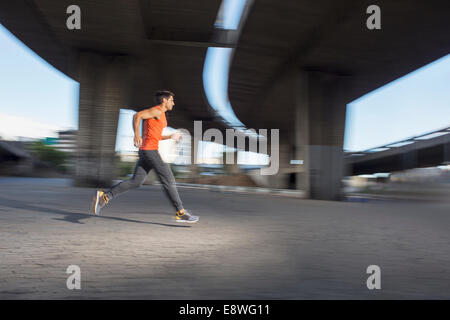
[171,131,182,142]
[134,135,142,148]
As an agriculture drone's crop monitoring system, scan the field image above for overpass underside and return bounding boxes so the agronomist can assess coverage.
[1,1,450,200]
[227,0,450,200]
[0,0,228,187]
[348,131,450,176]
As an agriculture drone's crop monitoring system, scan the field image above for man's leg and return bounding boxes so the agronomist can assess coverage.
[92,152,150,214]
[106,158,150,200]
[142,150,183,212]
[142,150,199,223]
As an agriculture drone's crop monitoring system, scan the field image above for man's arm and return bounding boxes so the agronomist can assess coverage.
[161,131,182,141]
[132,108,162,147]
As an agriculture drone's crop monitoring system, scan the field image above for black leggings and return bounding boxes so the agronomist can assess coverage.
[106,150,184,212]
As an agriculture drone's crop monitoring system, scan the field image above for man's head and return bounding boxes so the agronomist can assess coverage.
[155,90,175,111]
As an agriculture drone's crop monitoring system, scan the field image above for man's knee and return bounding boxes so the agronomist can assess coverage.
[137,177,147,188]
[129,181,140,189]
[130,175,146,189]
[160,174,175,187]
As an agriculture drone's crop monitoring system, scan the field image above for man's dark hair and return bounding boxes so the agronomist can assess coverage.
[155,90,175,104]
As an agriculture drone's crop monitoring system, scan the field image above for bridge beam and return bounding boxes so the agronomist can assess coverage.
[74,52,132,187]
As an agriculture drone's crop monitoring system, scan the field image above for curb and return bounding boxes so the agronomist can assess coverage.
[174,182,305,198]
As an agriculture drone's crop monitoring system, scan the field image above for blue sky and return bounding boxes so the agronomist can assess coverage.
[203,47,245,128]
[203,0,247,129]
[0,24,78,133]
[0,22,449,153]
[345,54,450,151]
[214,0,246,30]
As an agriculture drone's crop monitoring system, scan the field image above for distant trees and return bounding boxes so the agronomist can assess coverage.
[117,160,135,178]
[28,141,68,172]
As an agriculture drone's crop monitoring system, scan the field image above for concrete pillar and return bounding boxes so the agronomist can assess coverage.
[225,151,240,175]
[294,71,350,200]
[75,52,131,187]
[266,142,292,189]
[189,134,200,178]
[294,71,310,193]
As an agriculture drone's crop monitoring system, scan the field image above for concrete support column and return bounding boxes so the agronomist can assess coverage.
[294,71,310,193]
[189,135,199,178]
[75,52,131,187]
[266,142,292,189]
[294,70,351,200]
[226,152,241,175]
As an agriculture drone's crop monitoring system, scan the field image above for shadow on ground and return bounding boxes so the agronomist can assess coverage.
[0,197,190,228]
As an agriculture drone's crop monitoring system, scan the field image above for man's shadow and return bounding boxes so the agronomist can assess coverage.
[0,197,190,228]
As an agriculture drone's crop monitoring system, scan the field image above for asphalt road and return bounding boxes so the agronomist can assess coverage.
[0,177,449,299]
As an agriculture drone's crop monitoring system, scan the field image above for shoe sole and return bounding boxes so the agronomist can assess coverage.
[175,217,199,223]
[92,191,100,215]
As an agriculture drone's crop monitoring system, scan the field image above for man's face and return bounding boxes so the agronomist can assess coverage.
[165,96,175,110]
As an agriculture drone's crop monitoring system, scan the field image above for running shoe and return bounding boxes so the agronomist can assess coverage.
[175,209,199,223]
[92,189,109,215]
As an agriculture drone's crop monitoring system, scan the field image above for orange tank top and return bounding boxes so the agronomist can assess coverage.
[140,106,167,150]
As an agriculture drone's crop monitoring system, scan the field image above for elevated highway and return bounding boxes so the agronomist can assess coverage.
[228,0,450,198]
[1,0,449,199]
[346,127,450,175]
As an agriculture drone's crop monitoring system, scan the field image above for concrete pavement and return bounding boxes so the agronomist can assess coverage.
[0,177,450,299]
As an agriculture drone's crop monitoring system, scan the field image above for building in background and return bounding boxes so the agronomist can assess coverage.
[53,130,77,153]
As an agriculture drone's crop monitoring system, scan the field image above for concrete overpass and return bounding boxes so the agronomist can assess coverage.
[346,126,450,175]
[229,0,450,199]
[0,0,240,186]
[1,0,449,199]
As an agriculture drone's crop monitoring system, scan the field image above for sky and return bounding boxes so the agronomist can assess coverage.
[1,15,449,156]
[344,54,450,151]
[0,24,78,139]
[203,0,247,129]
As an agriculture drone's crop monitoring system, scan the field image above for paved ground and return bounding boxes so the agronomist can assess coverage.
[0,177,450,299]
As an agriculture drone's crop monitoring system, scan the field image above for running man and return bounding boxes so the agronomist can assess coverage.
[92,90,199,223]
